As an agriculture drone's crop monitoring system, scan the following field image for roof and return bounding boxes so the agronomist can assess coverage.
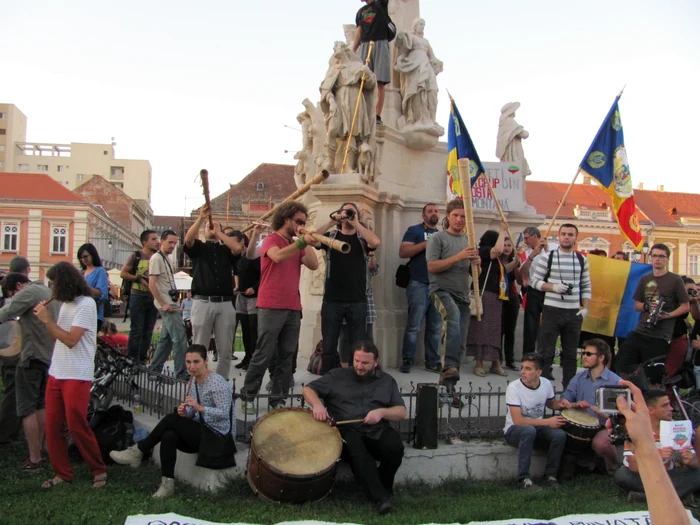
[0,172,85,203]
[208,163,296,214]
[525,180,700,227]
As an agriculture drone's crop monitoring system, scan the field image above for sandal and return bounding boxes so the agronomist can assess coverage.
[490,366,508,377]
[473,367,486,377]
[20,459,43,471]
[92,473,108,489]
[41,477,69,489]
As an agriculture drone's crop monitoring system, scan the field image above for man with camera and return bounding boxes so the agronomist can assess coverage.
[616,244,689,384]
[148,230,189,379]
[315,203,381,373]
[614,389,700,503]
[530,223,591,388]
[184,204,244,380]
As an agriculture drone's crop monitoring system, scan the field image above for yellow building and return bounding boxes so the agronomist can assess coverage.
[0,103,153,205]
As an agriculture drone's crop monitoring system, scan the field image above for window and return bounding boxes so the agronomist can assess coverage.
[0,112,6,118]
[689,255,699,277]
[0,129,6,135]
[103,151,108,155]
[37,164,49,172]
[0,161,4,168]
[0,145,5,152]
[18,163,29,171]
[51,225,68,254]
[256,182,265,191]
[2,222,19,252]
[112,182,124,189]
[76,174,84,182]
[110,166,124,179]
[57,165,64,172]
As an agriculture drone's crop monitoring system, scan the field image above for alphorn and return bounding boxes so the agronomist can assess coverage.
[199,169,214,229]
[299,228,351,254]
[242,170,330,233]
[458,158,482,321]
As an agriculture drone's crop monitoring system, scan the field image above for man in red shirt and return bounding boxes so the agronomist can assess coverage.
[240,201,319,414]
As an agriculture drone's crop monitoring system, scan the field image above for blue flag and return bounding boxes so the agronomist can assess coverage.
[447,98,486,198]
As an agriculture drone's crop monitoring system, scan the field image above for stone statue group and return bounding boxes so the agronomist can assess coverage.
[293,12,531,187]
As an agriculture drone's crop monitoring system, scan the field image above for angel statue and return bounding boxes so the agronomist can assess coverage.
[496,102,531,177]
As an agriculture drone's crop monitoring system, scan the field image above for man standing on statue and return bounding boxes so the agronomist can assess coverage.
[426,199,480,386]
[315,203,381,374]
[353,0,392,124]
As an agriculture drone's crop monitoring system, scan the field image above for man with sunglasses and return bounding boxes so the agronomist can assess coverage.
[314,203,381,373]
[240,201,319,414]
[549,338,622,473]
[616,244,689,385]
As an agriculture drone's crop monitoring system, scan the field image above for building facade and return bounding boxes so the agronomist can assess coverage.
[0,173,139,279]
[0,103,153,204]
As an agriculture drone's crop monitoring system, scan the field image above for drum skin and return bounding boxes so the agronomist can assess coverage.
[561,408,602,453]
[247,407,343,503]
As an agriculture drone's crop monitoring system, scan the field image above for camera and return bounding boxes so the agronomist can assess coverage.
[646,298,667,327]
[562,282,574,296]
[168,289,179,302]
[688,288,698,298]
[608,414,629,446]
[596,386,631,415]
[342,209,355,219]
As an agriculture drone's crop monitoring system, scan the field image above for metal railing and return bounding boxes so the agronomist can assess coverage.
[112,367,513,443]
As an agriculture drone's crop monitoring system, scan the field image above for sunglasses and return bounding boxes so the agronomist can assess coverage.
[293,218,306,226]
[581,351,599,357]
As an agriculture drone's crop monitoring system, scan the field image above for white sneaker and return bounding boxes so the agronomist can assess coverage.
[109,444,143,468]
[152,476,175,498]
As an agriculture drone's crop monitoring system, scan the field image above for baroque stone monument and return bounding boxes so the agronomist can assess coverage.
[290,0,541,367]
[496,102,531,178]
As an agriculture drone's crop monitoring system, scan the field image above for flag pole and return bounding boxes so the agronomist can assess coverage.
[458,158,482,321]
[543,168,581,240]
[341,41,375,174]
[482,173,514,242]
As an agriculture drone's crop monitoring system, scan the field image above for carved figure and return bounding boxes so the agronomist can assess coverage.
[293,99,317,187]
[358,142,374,183]
[496,102,531,177]
[394,18,444,136]
[320,41,377,173]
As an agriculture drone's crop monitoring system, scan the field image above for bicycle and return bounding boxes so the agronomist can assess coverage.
[90,337,140,422]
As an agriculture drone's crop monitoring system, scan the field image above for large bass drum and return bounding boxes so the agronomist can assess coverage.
[247,407,342,503]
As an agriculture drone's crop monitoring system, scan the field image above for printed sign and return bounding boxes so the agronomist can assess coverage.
[660,419,695,451]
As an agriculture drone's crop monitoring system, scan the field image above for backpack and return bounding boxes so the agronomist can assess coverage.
[307,340,324,375]
[90,405,135,463]
[373,0,396,41]
[543,250,586,305]
[119,250,142,300]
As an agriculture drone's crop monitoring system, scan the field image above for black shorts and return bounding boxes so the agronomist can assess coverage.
[615,331,670,375]
[15,359,49,417]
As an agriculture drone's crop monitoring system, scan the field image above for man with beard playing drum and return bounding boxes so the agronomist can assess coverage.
[303,341,406,515]
[549,338,622,474]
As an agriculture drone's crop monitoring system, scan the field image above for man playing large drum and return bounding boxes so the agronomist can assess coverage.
[303,341,405,515]
[550,338,622,473]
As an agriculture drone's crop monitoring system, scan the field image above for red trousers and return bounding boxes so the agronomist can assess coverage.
[45,376,106,481]
[666,335,688,378]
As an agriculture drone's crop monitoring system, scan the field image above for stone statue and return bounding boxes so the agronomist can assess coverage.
[343,24,356,46]
[320,41,377,175]
[394,19,444,137]
[293,99,316,187]
[496,102,531,177]
[388,0,417,32]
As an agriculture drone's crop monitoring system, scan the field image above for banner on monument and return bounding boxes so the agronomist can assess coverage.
[124,510,699,525]
[447,162,525,213]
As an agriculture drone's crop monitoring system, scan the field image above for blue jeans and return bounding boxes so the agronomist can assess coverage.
[321,301,367,373]
[432,290,470,369]
[126,293,159,361]
[401,281,441,367]
[505,424,567,480]
[149,310,188,377]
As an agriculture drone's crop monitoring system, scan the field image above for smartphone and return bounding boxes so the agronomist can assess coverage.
[596,386,632,415]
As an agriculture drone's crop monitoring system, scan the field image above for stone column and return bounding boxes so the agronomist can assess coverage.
[26,209,42,281]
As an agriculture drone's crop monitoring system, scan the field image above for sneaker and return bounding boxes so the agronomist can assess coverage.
[241,400,256,415]
[440,366,460,382]
[545,476,561,489]
[376,115,383,125]
[234,360,249,370]
[109,445,144,468]
[377,497,392,515]
[153,476,175,498]
[399,359,412,374]
[425,363,442,374]
[627,491,646,503]
[505,363,519,371]
[518,478,542,491]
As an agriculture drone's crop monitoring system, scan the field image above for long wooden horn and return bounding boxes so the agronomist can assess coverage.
[299,228,351,254]
[242,170,330,233]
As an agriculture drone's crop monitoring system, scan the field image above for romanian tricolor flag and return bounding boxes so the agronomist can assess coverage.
[579,97,643,250]
[446,97,486,199]
[582,255,652,338]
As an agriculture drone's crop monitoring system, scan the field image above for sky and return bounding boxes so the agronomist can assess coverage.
[3,0,700,215]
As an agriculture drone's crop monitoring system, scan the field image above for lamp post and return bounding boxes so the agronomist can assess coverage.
[642,241,649,263]
[632,251,642,263]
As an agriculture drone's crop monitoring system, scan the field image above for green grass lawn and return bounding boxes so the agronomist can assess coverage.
[0,438,651,525]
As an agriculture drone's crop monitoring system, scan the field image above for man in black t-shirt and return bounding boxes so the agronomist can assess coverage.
[315,203,381,373]
[352,0,391,124]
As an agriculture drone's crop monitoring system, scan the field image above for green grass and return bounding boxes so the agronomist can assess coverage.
[0,438,650,525]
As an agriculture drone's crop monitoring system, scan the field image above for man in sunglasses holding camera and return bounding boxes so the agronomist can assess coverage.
[315,203,381,373]
[148,230,189,379]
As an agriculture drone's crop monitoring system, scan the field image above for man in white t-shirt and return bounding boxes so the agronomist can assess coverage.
[504,352,567,491]
[148,230,188,379]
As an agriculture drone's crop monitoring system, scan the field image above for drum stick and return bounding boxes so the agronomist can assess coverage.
[332,418,365,426]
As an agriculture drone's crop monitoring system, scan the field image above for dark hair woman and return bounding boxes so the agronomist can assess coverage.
[466,221,510,377]
[77,243,109,333]
[34,262,107,489]
[500,236,524,371]
[110,344,235,498]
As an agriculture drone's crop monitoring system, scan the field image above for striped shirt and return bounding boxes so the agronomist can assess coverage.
[530,249,591,310]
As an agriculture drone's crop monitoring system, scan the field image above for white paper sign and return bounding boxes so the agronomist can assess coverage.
[660,419,695,451]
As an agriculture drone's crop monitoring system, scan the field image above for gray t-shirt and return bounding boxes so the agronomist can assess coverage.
[148,252,176,311]
[426,230,471,301]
